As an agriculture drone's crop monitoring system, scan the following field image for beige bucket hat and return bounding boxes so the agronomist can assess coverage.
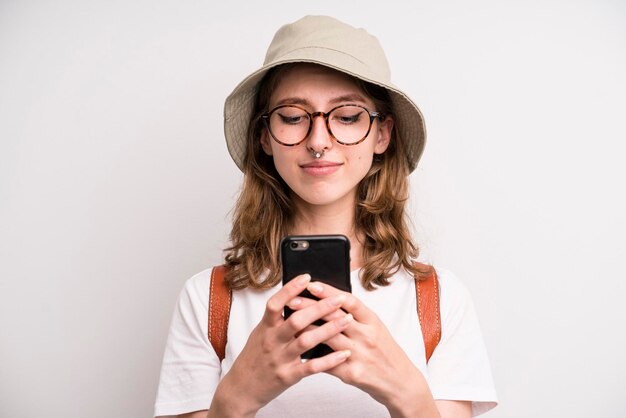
[223,15,426,173]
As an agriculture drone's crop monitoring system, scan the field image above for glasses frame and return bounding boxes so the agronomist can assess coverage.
[261,104,383,147]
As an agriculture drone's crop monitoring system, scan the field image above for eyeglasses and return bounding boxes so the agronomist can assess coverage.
[261,104,383,146]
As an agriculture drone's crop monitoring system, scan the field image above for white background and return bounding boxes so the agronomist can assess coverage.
[1,0,625,417]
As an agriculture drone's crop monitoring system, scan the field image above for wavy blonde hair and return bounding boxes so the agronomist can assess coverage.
[224,64,426,290]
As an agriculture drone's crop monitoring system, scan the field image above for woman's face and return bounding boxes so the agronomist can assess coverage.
[260,64,393,209]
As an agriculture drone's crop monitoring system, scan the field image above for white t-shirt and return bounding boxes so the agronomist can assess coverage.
[154,267,498,417]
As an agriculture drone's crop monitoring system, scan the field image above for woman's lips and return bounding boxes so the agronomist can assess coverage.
[300,160,343,176]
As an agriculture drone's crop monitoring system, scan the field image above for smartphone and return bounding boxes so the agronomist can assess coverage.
[281,234,351,359]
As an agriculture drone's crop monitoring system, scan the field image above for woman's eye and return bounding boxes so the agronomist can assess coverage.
[335,113,361,124]
[279,114,305,125]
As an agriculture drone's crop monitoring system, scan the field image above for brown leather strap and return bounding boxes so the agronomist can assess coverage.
[415,263,441,363]
[207,263,441,363]
[208,265,231,361]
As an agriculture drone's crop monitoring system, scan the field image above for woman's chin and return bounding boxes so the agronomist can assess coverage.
[291,188,357,209]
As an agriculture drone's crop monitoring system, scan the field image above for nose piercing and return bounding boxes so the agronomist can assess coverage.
[311,149,325,159]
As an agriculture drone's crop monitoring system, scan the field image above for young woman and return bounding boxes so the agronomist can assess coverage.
[155,16,497,418]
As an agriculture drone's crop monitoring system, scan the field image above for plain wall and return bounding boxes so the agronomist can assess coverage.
[1,0,625,417]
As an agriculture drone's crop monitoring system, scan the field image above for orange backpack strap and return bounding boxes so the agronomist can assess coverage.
[207,263,441,363]
[414,263,442,363]
[208,265,231,361]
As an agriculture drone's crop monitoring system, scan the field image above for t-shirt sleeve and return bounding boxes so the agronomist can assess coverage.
[427,268,498,416]
[153,270,221,417]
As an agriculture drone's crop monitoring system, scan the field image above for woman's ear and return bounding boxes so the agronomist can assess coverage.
[260,130,273,155]
[374,115,393,154]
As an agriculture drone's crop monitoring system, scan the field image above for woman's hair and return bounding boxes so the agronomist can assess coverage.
[224,63,426,290]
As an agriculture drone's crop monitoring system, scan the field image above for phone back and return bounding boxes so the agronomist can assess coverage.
[281,235,351,359]
[281,235,351,292]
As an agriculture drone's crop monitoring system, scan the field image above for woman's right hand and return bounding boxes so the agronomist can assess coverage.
[206,273,353,418]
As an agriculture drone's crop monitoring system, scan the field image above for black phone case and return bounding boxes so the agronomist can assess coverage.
[281,235,351,359]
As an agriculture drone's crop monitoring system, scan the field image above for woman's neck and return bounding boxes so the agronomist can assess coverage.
[289,196,364,270]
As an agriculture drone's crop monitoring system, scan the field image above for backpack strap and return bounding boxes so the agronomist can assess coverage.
[208,263,441,363]
[414,263,441,362]
[208,265,231,361]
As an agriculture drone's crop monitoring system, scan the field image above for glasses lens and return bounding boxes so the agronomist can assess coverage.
[268,106,310,145]
[328,106,370,144]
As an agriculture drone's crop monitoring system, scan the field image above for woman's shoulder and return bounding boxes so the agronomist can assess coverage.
[389,263,474,310]
[432,266,472,299]
[399,262,472,298]
[429,265,480,327]
[185,267,214,289]
[178,266,273,307]
[174,267,215,312]
[399,262,476,317]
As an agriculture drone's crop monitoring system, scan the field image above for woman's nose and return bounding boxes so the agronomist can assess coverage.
[306,113,333,152]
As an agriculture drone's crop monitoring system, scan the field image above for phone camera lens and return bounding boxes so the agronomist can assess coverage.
[290,242,298,249]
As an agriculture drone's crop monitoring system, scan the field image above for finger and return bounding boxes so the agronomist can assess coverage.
[296,348,352,377]
[287,297,346,322]
[287,312,354,357]
[321,329,354,352]
[263,274,311,325]
[278,293,348,343]
[306,282,373,323]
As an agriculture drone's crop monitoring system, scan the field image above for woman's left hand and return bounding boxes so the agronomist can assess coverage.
[292,281,441,418]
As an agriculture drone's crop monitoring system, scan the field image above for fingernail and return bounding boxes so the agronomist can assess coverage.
[297,274,311,285]
[336,350,351,360]
[338,313,353,325]
[329,294,346,306]
[288,297,302,307]
[307,282,323,294]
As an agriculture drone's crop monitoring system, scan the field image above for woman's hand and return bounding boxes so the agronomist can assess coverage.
[294,281,442,418]
[207,274,353,418]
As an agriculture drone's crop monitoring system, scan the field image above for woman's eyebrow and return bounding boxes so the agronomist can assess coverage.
[328,94,368,105]
[275,94,369,107]
[275,97,310,106]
